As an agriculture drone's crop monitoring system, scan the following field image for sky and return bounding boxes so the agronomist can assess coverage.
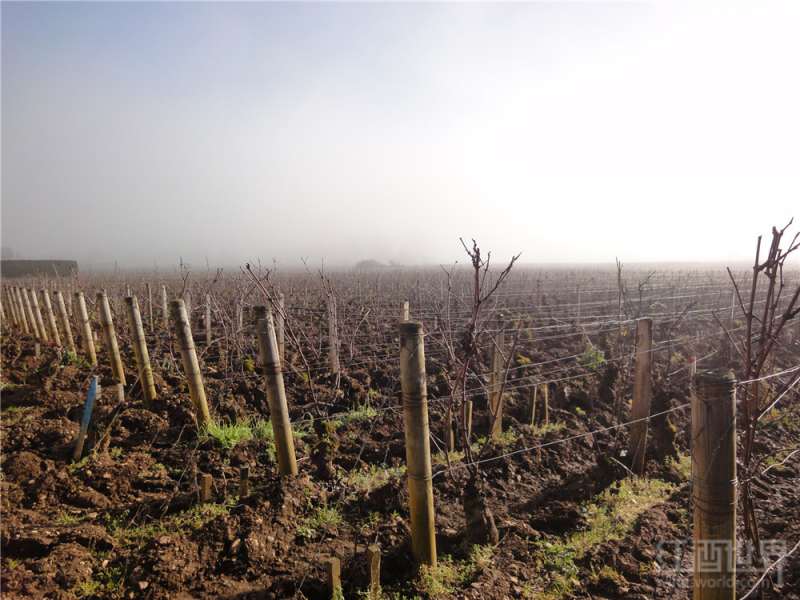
[2,1,799,270]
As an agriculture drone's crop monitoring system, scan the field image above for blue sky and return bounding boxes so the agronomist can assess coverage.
[2,2,799,268]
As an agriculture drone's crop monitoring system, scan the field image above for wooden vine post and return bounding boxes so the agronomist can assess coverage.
[125,296,157,407]
[4,288,16,328]
[276,292,286,364]
[15,287,26,328]
[14,287,25,328]
[530,386,538,426]
[29,288,48,342]
[14,288,30,335]
[199,473,213,503]
[54,291,76,354]
[489,325,506,438]
[399,321,437,566]
[253,305,267,367]
[235,299,243,339]
[629,317,653,474]
[367,545,381,599]
[204,293,212,346]
[23,288,41,339]
[40,290,62,347]
[0,291,8,327]
[161,285,169,330]
[326,557,342,599]
[97,292,127,386]
[255,313,298,476]
[74,292,98,366]
[327,294,340,373]
[692,371,736,600]
[239,465,250,498]
[146,282,154,334]
[170,299,211,428]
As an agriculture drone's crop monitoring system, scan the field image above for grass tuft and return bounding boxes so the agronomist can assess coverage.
[297,504,343,539]
[202,421,253,449]
[346,464,405,494]
[530,477,675,599]
[327,404,379,429]
[418,545,494,596]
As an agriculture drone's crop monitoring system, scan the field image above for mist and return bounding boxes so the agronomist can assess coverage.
[2,2,799,270]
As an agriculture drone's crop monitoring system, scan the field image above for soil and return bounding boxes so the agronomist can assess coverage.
[2,273,799,599]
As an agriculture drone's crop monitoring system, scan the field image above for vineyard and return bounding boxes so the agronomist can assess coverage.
[1,238,800,599]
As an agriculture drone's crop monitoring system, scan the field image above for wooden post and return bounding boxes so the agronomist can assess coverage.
[276,292,286,364]
[22,288,41,340]
[327,295,340,373]
[40,290,62,347]
[489,327,506,438]
[465,399,473,440]
[236,299,243,335]
[170,299,211,428]
[326,557,342,599]
[54,291,76,354]
[402,300,410,321]
[530,386,538,426]
[629,317,653,474]
[542,384,549,426]
[253,305,267,367]
[14,288,30,334]
[5,288,19,329]
[75,292,98,366]
[199,473,213,503]
[6,289,17,328]
[204,293,212,347]
[446,405,455,452]
[255,313,298,476]
[692,371,736,600]
[29,288,49,342]
[399,321,436,566]
[14,287,25,329]
[125,296,157,407]
[367,545,381,599]
[146,283,154,334]
[161,285,169,330]
[184,290,193,329]
[239,465,250,498]
[6,288,18,326]
[97,292,126,386]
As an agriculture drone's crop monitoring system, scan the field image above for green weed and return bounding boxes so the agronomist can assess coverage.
[417,545,494,596]
[529,477,675,599]
[55,511,81,526]
[62,351,91,369]
[201,420,253,450]
[578,343,606,372]
[297,504,343,539]
[667,453,692,480]
[329,404,379,429]
[346,464,405,494]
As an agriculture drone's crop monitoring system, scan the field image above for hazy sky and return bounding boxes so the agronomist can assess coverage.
[2,2,799,269]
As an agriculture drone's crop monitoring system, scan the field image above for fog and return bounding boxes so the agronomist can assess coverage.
[2,2,799,271]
